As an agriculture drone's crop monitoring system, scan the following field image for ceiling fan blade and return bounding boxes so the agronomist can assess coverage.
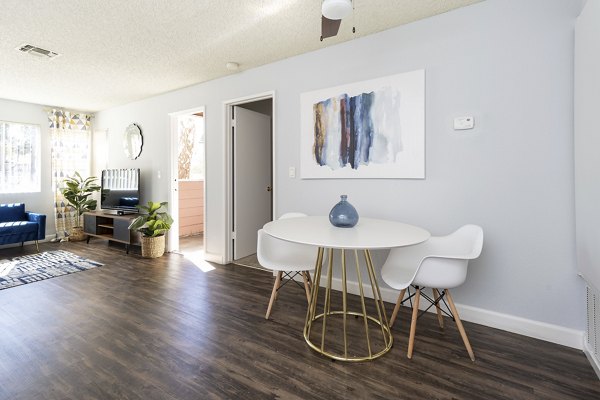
[321,16,341,40]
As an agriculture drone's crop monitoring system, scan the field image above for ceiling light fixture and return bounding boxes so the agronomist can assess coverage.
[226,62,239,71]
[322,0,352,20]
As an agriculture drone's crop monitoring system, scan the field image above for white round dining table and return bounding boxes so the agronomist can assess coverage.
[263,216,430,249]
[262,216,430,362]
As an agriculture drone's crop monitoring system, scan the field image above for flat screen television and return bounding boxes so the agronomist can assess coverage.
[100,168,140,212]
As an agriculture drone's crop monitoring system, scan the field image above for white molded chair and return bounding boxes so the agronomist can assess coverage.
[257,212,316,319]
[381,224,483,361]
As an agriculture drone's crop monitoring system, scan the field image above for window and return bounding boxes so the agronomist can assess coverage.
[0,121,41,193]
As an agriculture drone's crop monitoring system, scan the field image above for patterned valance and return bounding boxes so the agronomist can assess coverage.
[47,109,92,131]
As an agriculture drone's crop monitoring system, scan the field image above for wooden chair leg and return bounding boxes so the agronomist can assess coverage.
[407,287,421,359]
[265,271,282,320]
[432,288,444,328]
[446,289,475,361]
[274,271,282,300]
[389,288,406,328]
[301,271,311,304]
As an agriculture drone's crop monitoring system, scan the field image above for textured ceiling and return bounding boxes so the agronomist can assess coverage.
[0,0,481,112]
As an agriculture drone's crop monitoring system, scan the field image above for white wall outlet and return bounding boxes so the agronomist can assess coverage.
[157,170,161,179]
[454,116,475,130]
[288,167,296,178]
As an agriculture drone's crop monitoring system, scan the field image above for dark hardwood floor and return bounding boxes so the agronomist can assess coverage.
[0,240,599,400]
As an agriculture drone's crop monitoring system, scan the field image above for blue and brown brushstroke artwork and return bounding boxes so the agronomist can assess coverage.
[312,87,402,170]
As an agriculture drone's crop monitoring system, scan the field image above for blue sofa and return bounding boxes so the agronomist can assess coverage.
[0,203,46,251]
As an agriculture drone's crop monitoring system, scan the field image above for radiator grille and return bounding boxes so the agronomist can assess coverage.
[588,286,599,358]
[16,43,60,59]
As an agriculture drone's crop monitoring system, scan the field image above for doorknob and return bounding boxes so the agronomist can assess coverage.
[266,185,272,192]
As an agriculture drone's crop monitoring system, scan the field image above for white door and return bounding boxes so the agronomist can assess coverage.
[233,106,272,259]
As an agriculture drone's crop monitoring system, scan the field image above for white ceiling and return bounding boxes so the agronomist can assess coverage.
[0,0,481,112]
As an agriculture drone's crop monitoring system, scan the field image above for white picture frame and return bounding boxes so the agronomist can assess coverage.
[300,69,425,179]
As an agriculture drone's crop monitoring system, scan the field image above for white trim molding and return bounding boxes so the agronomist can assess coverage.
[0,234,55,250]
[222,91,276,264]
[454,301,584,350]
[318,275,585,350]
[167,105,207,254]
[204,251,224,264]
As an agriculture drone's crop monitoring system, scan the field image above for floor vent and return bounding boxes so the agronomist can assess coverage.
[586,285,600,378]
[16,44,60,59]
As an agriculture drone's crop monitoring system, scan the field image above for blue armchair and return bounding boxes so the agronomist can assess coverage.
[0,203,46,251]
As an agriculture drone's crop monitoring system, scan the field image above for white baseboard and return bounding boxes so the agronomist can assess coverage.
[204,251,224,264]
[584,338,600,379]
[454,302,584,349]
[318,275,585,350]
[0,234,54,250]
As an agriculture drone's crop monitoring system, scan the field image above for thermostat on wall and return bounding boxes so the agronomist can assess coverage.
[454,116,474,130]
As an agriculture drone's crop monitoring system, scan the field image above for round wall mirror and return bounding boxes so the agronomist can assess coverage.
[123,123,143,160]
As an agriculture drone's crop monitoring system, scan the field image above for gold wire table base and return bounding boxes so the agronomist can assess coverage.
[303,247,393,362]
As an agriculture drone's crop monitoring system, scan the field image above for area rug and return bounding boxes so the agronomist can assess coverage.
[0,250,103,290]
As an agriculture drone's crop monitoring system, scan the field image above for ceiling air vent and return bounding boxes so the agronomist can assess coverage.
[16,44,60,59]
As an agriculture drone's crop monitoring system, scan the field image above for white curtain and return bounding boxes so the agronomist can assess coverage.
[48,109,92,240]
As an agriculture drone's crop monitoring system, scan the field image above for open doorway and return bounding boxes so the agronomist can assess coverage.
[224,93,274,268]
[168,107,206,258]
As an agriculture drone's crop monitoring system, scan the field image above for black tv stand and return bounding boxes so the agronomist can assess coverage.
[83,211,140,254]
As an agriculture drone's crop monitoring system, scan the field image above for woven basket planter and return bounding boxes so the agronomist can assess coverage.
[141,235,165,258]
[69,226,87,242]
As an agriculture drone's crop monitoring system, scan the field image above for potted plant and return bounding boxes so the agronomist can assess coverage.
[128,201,173,258]
[61,172,101,241]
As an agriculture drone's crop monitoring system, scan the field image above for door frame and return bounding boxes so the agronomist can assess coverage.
[223,91,276,263]
[167,105,206,253]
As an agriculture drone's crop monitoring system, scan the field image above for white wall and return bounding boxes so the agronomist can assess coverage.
[0,98,55,236]
[575,0,600,292]
[575,0,600,373]
[95,0,585,334]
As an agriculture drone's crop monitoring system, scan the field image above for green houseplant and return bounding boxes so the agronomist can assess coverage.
[128,201,173,258]
[61,172,101,241]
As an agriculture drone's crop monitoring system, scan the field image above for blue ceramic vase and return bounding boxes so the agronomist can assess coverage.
[329,195,359,228]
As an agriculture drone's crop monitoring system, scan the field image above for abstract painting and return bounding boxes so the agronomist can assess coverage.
[300,69,425,179]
